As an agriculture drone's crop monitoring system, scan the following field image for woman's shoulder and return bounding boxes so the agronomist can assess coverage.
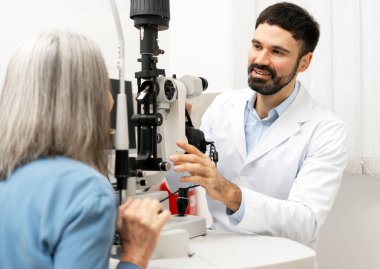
[13,156,114,202]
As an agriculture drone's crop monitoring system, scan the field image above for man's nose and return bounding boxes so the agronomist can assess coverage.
[255,50,270,66]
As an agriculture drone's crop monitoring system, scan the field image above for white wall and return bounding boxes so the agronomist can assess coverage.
[0,0,233,93]
[0,0,170,91]
[168,0,234,92]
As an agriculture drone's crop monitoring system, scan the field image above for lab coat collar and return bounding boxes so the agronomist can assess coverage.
[229,89,255,160]
[228,84,314,163]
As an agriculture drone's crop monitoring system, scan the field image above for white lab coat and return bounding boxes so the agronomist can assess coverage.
[199,84,347,249]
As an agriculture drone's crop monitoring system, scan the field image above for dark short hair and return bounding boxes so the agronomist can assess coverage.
[255,2,320,56]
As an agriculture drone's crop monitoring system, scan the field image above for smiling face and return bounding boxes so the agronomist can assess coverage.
[247,23,310,96]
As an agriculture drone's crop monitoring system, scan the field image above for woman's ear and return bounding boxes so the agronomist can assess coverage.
[108,91,114,112]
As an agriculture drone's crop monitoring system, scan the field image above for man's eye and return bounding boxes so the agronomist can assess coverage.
[253,44,261,49]
[273,50,282,55]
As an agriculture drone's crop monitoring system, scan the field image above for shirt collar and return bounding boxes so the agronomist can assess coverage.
[275,80,300,116]
[247,81,300,120]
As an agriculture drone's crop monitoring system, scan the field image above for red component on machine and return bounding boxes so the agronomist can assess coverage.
[160,181,197,215]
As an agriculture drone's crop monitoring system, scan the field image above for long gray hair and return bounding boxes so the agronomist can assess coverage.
[0,31,111,179]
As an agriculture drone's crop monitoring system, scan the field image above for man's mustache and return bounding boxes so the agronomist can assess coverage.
[248,63,275,78]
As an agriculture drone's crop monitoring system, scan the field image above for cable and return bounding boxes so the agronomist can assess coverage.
[206,142,218,167]
[159,184,200,203]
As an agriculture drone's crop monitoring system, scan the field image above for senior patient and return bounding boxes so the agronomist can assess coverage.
[0,31,169,269]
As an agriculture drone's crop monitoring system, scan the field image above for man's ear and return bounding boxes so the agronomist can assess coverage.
[298,52,313,73]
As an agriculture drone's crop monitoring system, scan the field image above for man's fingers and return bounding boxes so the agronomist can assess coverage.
[180,175,205,185]
[171,153,204,164]
[185,102,192,114]
[175,140,203,156]
[173,162,206,175]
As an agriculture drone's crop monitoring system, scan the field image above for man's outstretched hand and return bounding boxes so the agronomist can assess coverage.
[170,140,242,212]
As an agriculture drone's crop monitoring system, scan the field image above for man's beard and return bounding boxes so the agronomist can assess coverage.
[247,60,299,96]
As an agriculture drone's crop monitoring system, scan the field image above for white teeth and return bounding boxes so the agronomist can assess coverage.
[255,69,271,75]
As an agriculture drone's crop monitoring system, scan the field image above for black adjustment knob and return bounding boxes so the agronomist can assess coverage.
[164,79,176,101]
[177,188,189,217]
[159,162,171,171]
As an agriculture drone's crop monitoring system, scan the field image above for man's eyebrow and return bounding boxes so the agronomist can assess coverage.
[251,39,261,44]
[272,45,291,54]
[251,39,291,54]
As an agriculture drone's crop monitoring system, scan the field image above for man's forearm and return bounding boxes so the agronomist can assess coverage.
[219,180,242,213]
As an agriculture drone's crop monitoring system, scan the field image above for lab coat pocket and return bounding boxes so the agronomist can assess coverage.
[262,159,298,199]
